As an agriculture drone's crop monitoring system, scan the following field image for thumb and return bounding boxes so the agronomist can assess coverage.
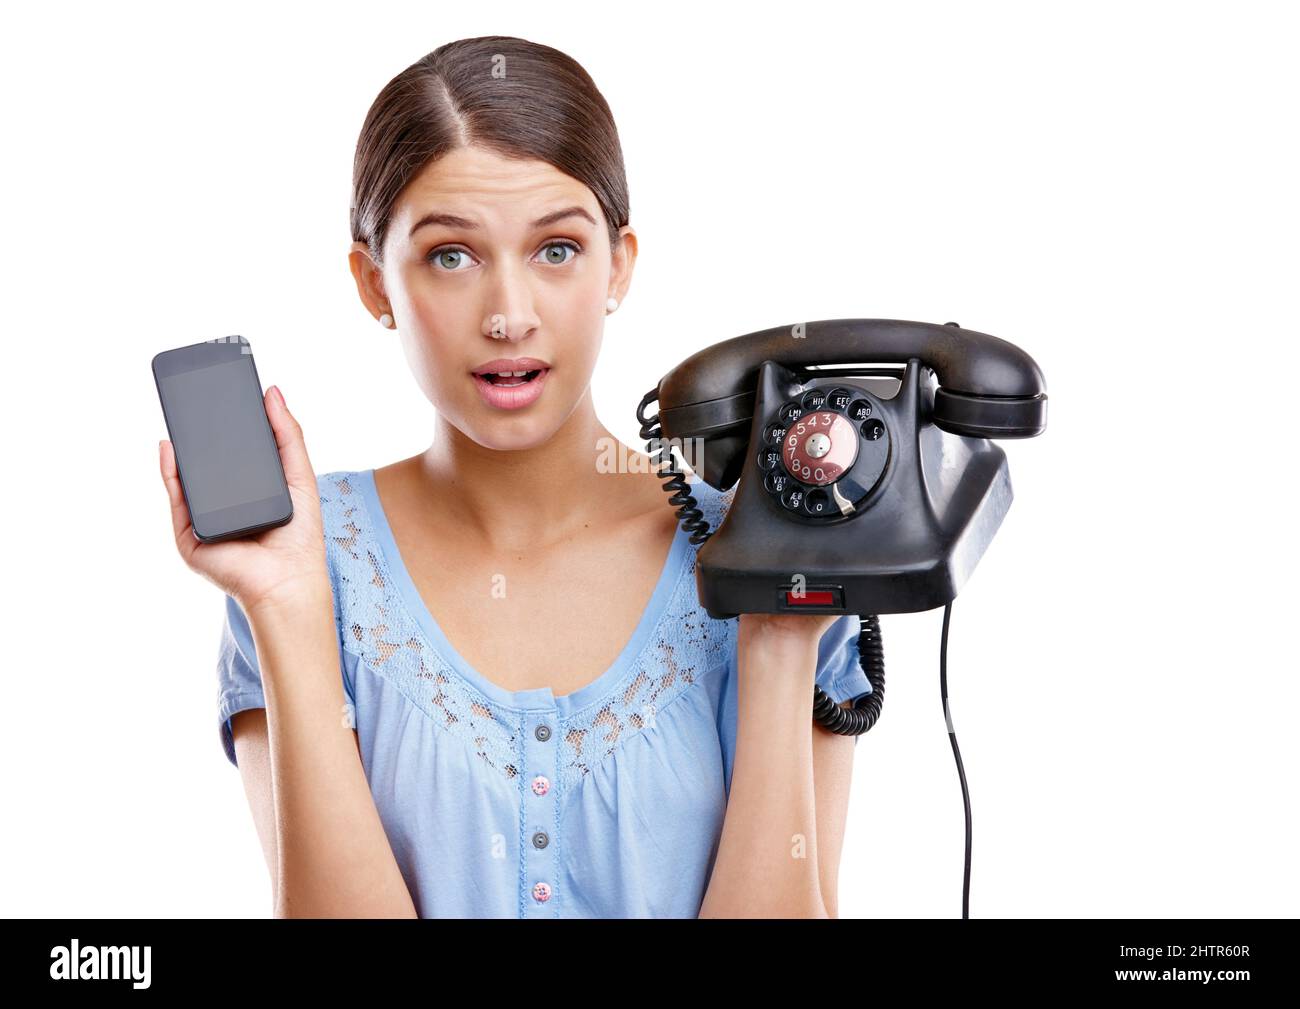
[264,385,315,489]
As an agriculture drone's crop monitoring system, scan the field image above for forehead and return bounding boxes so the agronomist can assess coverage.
[391,145,595,235]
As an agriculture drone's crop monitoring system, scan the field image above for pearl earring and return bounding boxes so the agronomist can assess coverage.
[379,313,394,328]
[606,297,619,313]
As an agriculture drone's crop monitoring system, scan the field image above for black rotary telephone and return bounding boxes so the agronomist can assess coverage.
[636,318,1047,916]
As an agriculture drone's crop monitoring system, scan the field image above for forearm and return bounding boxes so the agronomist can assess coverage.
[699,627,829,918]
[248,587,417,918]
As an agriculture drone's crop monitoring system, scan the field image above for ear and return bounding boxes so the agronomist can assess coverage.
[348,240,391,322]
[608,225,638,305]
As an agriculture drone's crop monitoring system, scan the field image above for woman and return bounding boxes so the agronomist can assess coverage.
[158,35,872,918]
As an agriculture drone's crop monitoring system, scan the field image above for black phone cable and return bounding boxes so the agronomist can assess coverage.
[635,387,713,544]
[940,601,972,919]
[637,385,885,738]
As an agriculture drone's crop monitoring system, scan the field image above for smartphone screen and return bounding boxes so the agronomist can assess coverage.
[152,336,293,542]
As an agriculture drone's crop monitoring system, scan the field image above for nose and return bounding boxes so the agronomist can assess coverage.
[481,259,540,342]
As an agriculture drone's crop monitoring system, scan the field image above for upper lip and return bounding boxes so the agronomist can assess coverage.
[471,357,551,375]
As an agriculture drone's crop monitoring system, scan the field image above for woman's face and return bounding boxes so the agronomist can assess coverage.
[350,144,635,451]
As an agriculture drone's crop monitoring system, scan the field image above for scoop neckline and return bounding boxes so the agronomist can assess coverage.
[351,467,690,715]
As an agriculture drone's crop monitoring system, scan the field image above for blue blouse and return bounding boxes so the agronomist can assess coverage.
[216,468,872,918]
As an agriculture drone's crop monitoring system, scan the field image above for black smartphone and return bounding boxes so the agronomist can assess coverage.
[152,336,293,543]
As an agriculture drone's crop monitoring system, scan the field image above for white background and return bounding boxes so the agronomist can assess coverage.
[3,0,1296,918]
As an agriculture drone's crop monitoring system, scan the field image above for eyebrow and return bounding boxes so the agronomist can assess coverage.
[408,205,597,239]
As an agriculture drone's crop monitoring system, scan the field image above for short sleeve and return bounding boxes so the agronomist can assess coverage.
[216,594,268,767]
[215,592,356,768]
[815,614,874,744]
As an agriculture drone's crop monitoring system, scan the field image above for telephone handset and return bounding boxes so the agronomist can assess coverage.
[651,317,1045,490]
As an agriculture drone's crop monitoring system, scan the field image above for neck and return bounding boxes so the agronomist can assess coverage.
[418,389,634,552]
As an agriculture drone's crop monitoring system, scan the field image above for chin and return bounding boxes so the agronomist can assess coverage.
[457,403,567,453]
[472,427,556,452]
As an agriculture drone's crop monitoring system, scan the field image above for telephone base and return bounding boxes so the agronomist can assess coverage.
[693,358,1015,619]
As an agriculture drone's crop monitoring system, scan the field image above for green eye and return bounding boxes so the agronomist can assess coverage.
[429,247,473,271]
[539,241,580,265]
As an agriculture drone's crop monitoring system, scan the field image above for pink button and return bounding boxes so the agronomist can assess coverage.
[531,775,551,796]
[532,882,552,902]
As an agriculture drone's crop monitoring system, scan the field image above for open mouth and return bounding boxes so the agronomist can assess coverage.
[478,369,543,387]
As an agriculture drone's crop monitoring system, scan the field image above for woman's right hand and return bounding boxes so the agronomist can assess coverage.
[159,384,330,615]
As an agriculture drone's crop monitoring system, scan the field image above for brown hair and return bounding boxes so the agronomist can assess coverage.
[350,36,630,267]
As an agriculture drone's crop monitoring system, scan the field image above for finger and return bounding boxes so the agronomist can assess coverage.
[263,385,316,490]
[158,439,196,552]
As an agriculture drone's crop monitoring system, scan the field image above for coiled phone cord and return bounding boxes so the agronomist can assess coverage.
[639,386,973,916]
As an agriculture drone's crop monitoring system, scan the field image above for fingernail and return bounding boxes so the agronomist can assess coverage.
[270,385,284,408]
